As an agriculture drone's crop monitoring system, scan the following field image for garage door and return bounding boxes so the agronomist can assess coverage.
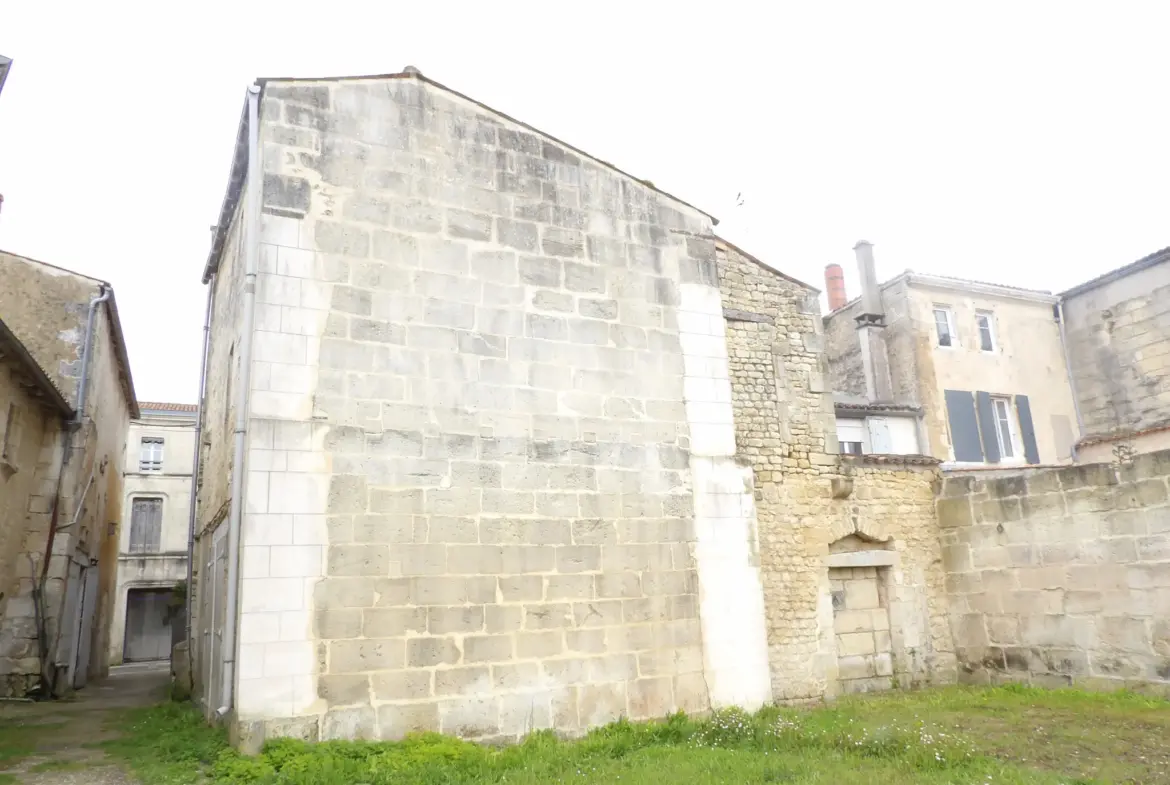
[124,589,173,662]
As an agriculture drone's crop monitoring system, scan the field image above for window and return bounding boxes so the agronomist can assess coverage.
[836,418,867,455]
[933,307,957,347]
[139,437,164,472]
[992,397,1018,460]
[0,404,21,466]
[128,498,163,553]
[976,312,996,352]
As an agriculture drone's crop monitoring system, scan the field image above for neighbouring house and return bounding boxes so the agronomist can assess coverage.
[109,402,196,665]
[191,69,955,750]
[1058,246,1170,463]
[824,243,1078,467]
[0,250,138,697]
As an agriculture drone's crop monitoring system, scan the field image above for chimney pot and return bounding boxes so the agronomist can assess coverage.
[824,264,847,311]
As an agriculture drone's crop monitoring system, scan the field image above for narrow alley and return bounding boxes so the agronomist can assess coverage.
[0,663,168,784]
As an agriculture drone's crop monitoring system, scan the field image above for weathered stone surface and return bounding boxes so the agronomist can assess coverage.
[942,456,1170,690]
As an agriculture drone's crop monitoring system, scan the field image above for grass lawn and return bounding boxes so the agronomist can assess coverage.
[99,684,1170,785]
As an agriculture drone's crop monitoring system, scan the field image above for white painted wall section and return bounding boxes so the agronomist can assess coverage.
[234,216,331,720]
[678,282,773,710]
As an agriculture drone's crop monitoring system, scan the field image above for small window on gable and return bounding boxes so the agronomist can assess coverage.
[139,437,164,472]
[976,312,996,352]
[933,307,957,348]
[1,404,21,466]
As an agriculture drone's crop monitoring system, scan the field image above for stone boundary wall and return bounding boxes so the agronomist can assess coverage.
[938,450,1170,690]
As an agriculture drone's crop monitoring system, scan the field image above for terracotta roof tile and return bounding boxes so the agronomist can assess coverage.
[138,401,197,413]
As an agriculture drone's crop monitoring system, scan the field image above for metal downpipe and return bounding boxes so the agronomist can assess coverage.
[185,272,215,672]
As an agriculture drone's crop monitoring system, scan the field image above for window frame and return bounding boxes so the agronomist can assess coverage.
[128,496,164,554]
[835,417,869,455]
[840,440,864,455]
[139,436,165,472]
[0,403,20,467]
[975,311,997,353]
[932,306,958,348]
[991,396,1020,460]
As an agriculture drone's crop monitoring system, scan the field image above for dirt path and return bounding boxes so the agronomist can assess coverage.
[0,662,170,784]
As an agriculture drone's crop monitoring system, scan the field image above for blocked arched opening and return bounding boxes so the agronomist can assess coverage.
[826,532,900,695]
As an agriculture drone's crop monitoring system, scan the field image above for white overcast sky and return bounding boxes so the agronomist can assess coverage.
[1,2,1167,403]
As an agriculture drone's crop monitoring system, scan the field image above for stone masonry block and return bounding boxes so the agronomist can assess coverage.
[329,639,405,673]
[500,576,543,602]
[428,607,485,635]
[516,631,564,658]
[519,256,562,287]
[439,697,501,738]
[328,545,389,576]
[464,635,514,663]
[315,222,369,257]
[364,608,427,637]
[408,637,461,667]
[378,703,440,741]
[372,670,433,701]
[315,609,362,639]
[496,219,538,251]
[318,675,369,707]
[486,605,523,633]
[447,208,492,241]
[435,667,492,697]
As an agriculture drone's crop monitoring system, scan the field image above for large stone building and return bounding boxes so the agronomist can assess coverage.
[109,402,196,665]
[190,69,955,749]
[0,250,138,697]
[1059,247,1170,463]
[824,243,1079,467]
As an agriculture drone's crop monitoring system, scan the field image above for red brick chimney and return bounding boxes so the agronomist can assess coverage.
[824,263,847,311]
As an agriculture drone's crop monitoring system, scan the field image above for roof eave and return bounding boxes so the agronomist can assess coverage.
[714,236,819,292]
[1059,247,1170,300]
[101,291,140,419]
[0,319,74,419]
[906,273,1057,304]
[202,92,252,284]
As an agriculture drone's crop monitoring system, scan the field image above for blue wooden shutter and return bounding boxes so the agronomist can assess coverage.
[944,390,984,462]
[1015,395,1041,464]
[975,391,1001,463]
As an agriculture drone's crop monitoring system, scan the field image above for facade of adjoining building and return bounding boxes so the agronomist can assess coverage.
[189,69,956,750]
[824,243,1079,468]
[0,250,138,697]
[109,402,196,665]
[1059,247,1170,463]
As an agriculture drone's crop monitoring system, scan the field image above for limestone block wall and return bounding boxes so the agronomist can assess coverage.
[0,271,132,695]
[716,242,955,702]
[0,367,59,693]
[217,72,777,744]
[938,450,1170,689]
[1062,255,1170,445]
[823,298,866,399]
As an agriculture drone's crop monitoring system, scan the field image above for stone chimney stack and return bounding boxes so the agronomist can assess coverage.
[824,264,847,311]
[852,240,893,402]
[854,241,883,320]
